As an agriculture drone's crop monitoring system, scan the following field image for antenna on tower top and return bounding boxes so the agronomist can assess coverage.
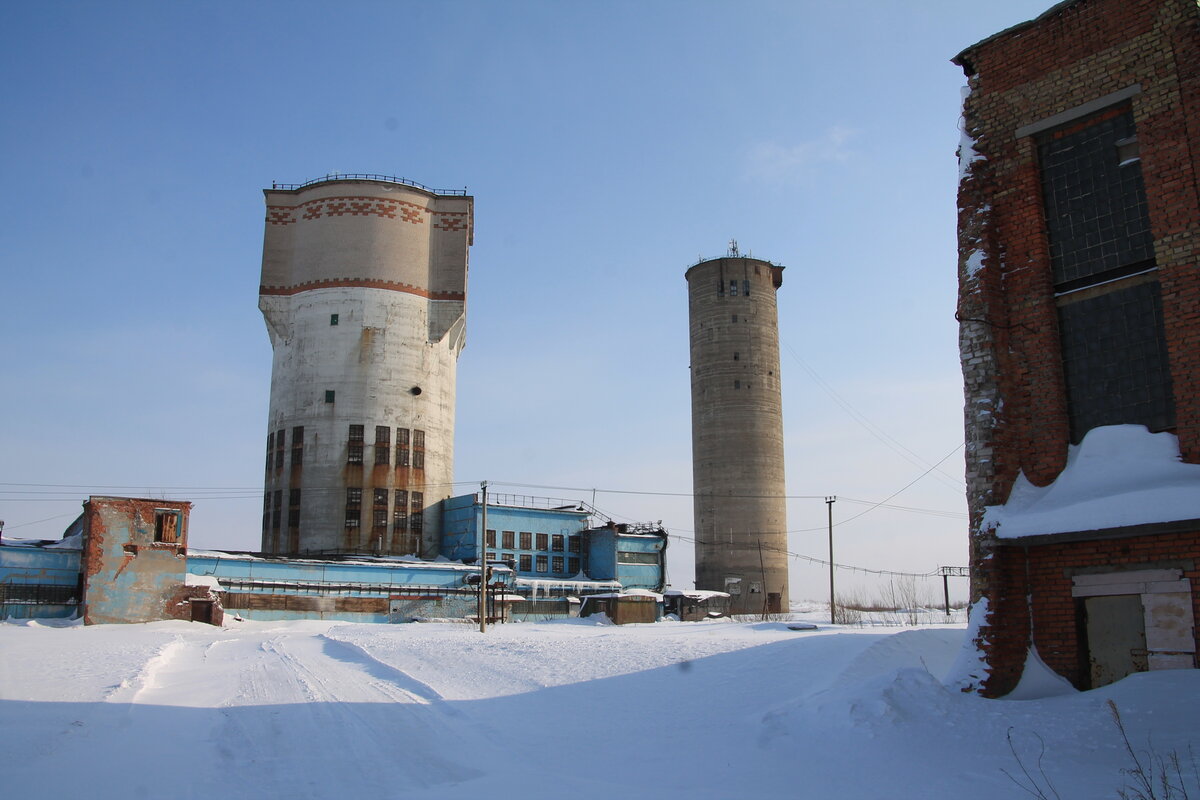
[728,239,739,257]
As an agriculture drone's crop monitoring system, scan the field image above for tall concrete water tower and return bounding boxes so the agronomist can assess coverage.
[258,176,473,557]
[686,246,789,614]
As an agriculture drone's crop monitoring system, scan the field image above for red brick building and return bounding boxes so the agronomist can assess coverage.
[954,0,1200,696]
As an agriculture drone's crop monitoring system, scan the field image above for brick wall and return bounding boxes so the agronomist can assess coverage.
[955,0,1200,695]
[985,533,1200,695]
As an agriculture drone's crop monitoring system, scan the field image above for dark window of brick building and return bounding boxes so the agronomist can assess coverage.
[1038,106,1174,442]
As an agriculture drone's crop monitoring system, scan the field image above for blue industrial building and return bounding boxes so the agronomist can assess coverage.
[1,493,671,624]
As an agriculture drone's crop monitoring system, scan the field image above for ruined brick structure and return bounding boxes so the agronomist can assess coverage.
[954,0,1200,695]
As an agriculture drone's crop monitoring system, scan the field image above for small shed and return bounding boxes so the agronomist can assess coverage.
[579,589,662,624]
[663,589,730,621]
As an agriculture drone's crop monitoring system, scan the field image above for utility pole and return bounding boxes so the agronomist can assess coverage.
[826,496,836,625]
[479,481,489,633]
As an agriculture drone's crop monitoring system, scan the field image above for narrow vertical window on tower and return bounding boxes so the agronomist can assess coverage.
[395,428,410,467]
[743,280,750,296]
[262,492,270,536]
[271,490,282,536]
[729,280,738,296]
[412,429,426,470]
[291,426,303,467]
[393,490,408,531]
[275,429,286,470]
[265,432,274,472]
[348,424,364,464]
[1038,104,1174,442]
[410,492,424,534]
[345,488,362,529]
[375,426,390,465]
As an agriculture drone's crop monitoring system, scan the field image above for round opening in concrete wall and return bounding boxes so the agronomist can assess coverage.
[410,386,423,396]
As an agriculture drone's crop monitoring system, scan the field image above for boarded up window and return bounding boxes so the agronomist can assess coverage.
[154,511,179,543]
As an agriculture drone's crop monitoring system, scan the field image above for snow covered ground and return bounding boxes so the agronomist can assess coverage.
[3,616,1197,799]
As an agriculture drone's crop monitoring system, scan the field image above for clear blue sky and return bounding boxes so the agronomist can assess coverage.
[1,0,1053,602]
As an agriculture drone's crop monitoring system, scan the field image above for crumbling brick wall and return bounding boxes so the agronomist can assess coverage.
[954,0,1200,695]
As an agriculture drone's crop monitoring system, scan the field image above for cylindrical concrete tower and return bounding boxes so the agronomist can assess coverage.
[686,253,789,615]
[258,176,473,557]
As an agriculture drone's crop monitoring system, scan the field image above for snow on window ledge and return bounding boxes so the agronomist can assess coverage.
[983,425,1200,539]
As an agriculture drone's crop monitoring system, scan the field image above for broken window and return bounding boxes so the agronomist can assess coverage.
[395,428,409,467]
[154,510,179,543]
[1038,105,1174,442]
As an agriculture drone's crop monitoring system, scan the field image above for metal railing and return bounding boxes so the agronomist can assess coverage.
[270,173,468,195]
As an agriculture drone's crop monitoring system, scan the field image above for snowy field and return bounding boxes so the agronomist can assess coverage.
[3,616,1198,799]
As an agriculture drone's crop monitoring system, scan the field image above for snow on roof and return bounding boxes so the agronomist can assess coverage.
[185,573,223,590]
[187,549,489,571]
[984,425,1200,539]
[586,589,663,601]
[663,589,730,600]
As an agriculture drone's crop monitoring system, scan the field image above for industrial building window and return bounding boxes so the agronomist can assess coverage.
[291,426,303,467]
[265,432,274,471]
[519,531,532,549]
[345,488,362,529]
[375,426,390,465]
[568,535,581,553]
[325,390,335,403]
[729,280,738,296]
[394,490,408,530]
[411,493,424,533]
[262,492,270,535]
[731,314,738,323]
[618,551,659,565]
[733,352,739,361]
[330,313,339,326]
[502,531,515,549]
[396,428,410,467]
[373,488,388,508]
[717,280,724,297]
[349,425,364,442]
[502,553,514,565]
[1038,105,1174,442]
[154,510,179,543]
[485,529,496,547]
[568,557,580,574]
[272,491,282,534]
[536,555,548,573]
[743,280,750,296]
[373,509,388,529]
[275,429,286,470]
[551,534,564,552]
[413,451,425,470]
[289,488,301,507]
[536,533,548,551]
[348,424,364,464]
[287,490,300,537]
[413,429,425,449]
[552,556,564,573]
[519,554,532,572]
[734,380,741,389]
